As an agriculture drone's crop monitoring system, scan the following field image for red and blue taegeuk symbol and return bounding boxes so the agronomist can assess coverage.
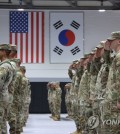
[58,29,75,46]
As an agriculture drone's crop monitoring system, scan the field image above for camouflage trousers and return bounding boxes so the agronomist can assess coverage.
[23,102,30,125]
[89,100,102,134]
[0,92,9,134]
[73,101,93,132]
[99,100,120,134]
[53,100,61,118]
[7,101,24,134]
[65,100,72,117]
[0,103,8,134]
[48,101,55,117]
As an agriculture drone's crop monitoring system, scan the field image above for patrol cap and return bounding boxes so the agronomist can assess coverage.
[11,58,21,64]
[20,66,26,72]
[9,44,17,51]
[96,44,103,49]
[84,53,89,58]
[81,56,87,59]
[107,31,120,41]
[72,60,79,64]
[0,44,10,50]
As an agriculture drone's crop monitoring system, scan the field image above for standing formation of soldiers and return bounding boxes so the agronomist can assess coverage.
[47,82,62,121]
[66,31,120,134]
[0,43,31,134]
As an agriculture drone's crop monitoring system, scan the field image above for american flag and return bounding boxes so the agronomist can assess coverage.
[9,11,44,63]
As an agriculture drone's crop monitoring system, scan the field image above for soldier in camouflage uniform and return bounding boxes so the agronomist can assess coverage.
[7,58,24,134]
[91,41,111,133]
[88,46,103,134]
[70,58,86,134]
[47,82,55,119]
[100,31,120,134]
[52,82,62,121]
[64,83,72,118]
[76,53,96,134]
[0,44,15,134]
[20,66,30,130]
[68,60,79,119]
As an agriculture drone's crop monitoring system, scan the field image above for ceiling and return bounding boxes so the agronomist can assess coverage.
[0,0,119,10]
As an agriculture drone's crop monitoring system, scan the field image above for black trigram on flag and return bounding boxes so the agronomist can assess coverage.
[71,46,80,55]
[53,46,63,55]
[71,21,80,30]
[53,20,63,29]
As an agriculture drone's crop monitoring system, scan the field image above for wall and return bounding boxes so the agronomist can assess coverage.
[0,10,120,81]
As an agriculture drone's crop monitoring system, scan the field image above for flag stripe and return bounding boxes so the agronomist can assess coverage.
[42,12,44,63]
[15,33,18,58]
[26,33,28,63]
[10,33,12,44]
[20,33,23,62]
[34,13,36,63]
[36,12,39,63]
[31,12,34,63]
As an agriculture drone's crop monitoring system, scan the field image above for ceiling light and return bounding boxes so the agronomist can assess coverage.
[98,9,106,12]
[17,8,24,11]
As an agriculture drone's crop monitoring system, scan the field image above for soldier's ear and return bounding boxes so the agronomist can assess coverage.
[118,40,120,45]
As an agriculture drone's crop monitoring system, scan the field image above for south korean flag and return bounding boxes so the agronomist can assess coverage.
[49,12,84,63]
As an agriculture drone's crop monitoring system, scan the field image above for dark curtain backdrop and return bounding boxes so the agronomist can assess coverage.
[29,82,68,113]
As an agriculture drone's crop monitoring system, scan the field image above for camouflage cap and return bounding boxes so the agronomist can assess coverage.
[96,44,104,49]
[9,44,17,51]
[81,56,87,59]
[107,31,120,41]
[0,44,10,50]
[84,53,90,57]
[20,66,26,71]
[72,60,79,63]
[11,58,21,64]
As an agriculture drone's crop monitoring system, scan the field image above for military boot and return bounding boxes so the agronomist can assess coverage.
[52,116,60,121]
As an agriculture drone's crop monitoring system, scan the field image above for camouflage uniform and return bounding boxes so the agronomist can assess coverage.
[89,57,102,134]
[23,80,31,125]
[8,62,24,134]
[72,66,84,133]
[64,83,72,118]
[94,50,111,133]
[20,71,30,131]
[78,65,91,133]
[68,68,77,118]
[100,53,120,134]
[0,44,15,134]
[47,82,54,118]
[52,82,62,121]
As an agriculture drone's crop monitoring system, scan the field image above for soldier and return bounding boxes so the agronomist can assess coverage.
[68,60,80,117]
[20,66,30,130]
[89,41,111,133]
[8,58,23,134]
[52,82,62,121]
[77,53,95,134]
[47,82,55,119]
[70,57,86,134]
[64,83,72,118]
[101,31,120,134]
[0,44,15,134]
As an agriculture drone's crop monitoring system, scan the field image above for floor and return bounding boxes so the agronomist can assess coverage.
[19,114,76,134]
